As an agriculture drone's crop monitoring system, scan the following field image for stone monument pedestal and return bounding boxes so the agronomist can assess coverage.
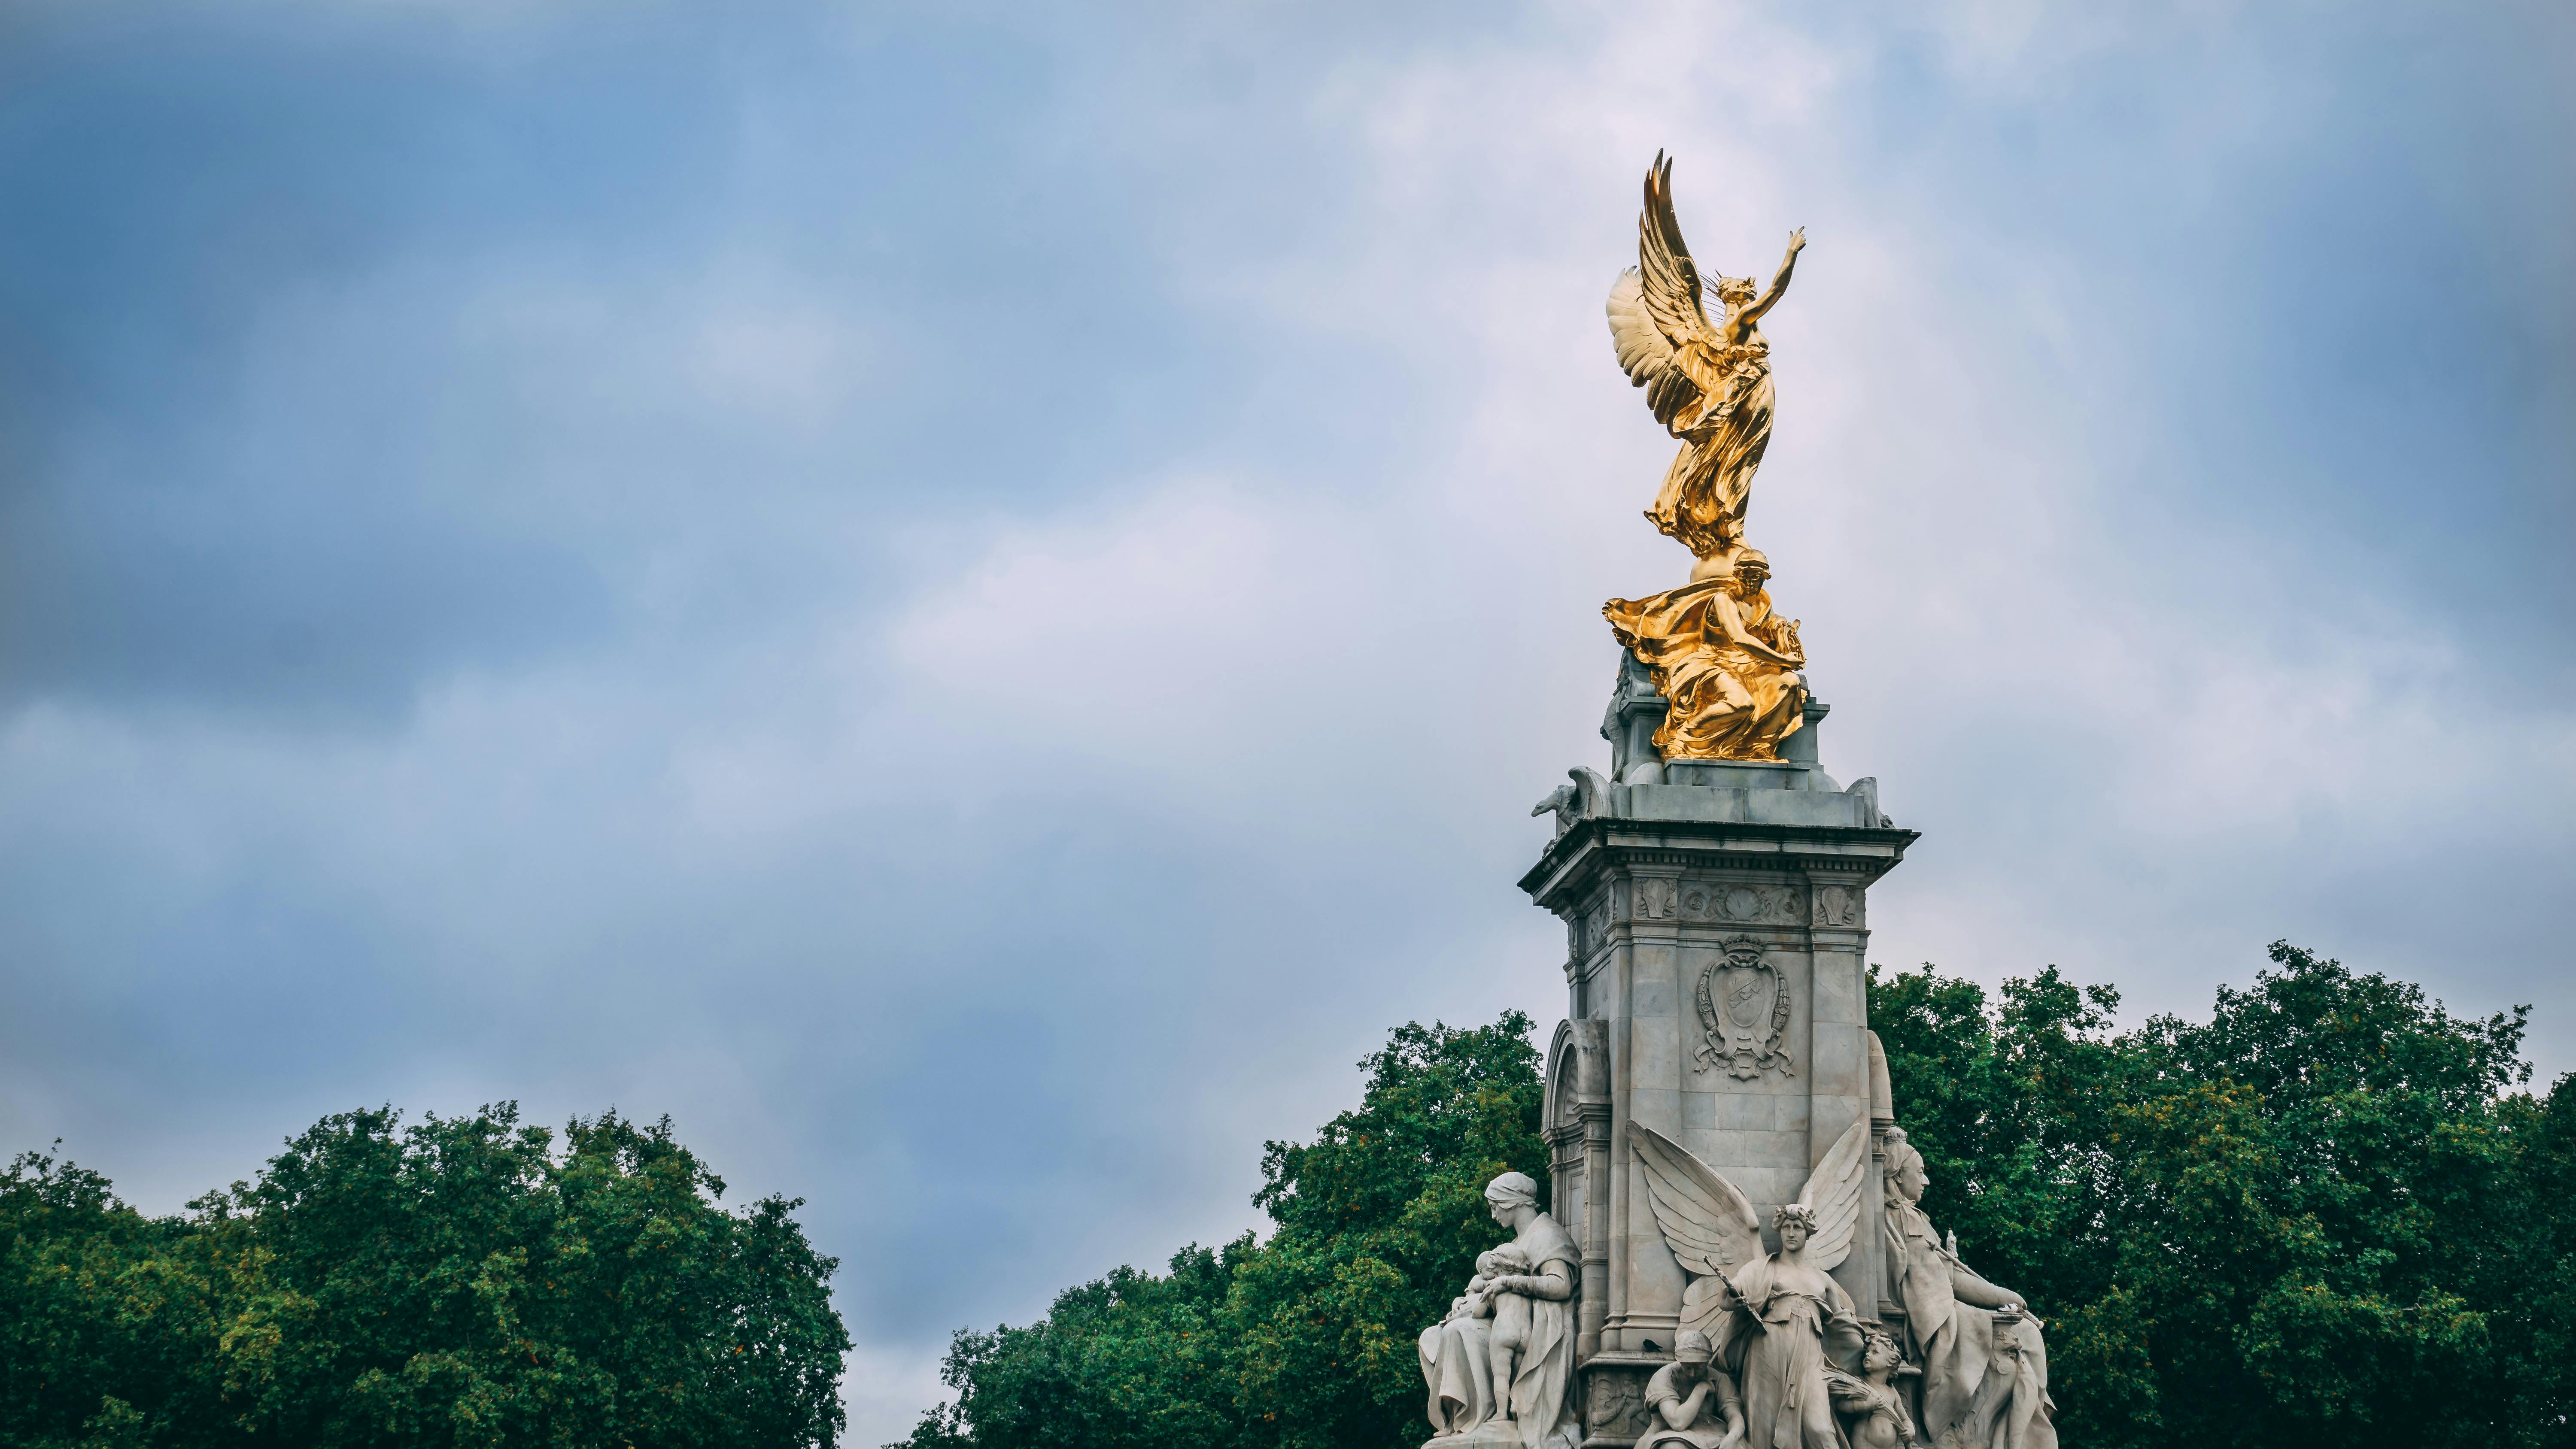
[1525,690,1914,1446]
[1428,1423,1536,1449]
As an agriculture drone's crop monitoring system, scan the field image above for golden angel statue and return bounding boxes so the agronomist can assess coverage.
[1599,154,1813,763]
[1630,1121,1874,1449]
[1607,152,1806,567]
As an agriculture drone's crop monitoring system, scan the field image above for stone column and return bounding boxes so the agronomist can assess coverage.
[1525,700,1914,1445]
[1546,1019,1615,1362]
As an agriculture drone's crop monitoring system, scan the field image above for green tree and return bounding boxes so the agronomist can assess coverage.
[1874,943,2559,1449]
[912,950,2574,1449]
[0,1105,848,1448]
[894,1243,1248,1449]
[0,1148,214,1449]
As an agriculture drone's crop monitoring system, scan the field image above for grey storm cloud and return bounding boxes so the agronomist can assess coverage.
[1,0,2570,1437]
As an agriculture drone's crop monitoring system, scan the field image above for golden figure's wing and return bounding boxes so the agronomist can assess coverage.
[1630,1121,1763,1279]
[1792,1119,1872,1273]
[1605,151,1722,428]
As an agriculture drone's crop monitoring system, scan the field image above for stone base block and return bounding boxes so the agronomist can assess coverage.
[1577,1354,1660,1445]
[1423,1422,1534,1449]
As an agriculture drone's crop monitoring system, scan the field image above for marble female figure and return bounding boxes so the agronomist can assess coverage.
[1480,1173,1582,1449]
[1417,1173,1581,1449]
[1706,1203,1866,1449]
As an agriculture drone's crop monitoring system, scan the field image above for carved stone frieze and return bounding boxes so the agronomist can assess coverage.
[1582,1364,1649,1439]
[1680,879,1805,925]
[1811,882,1862,928]
[1633,878,1675,919]
[1630,877,1807,927]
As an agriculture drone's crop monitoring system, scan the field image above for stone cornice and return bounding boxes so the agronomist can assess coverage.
[1520,815,1920,913]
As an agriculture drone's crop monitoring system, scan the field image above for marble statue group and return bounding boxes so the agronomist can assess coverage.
[1417,1173,1583,1448]
[1412,152,2063,1449]
[1419,1138,2053,1449]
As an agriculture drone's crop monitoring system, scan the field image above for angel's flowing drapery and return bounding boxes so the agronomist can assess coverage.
[1603,578,1806,761]
[1712,1259,1859,1449]
[1604,155,1792,561]
[1886,1198,2057,1449]
[1644,337,1773,557]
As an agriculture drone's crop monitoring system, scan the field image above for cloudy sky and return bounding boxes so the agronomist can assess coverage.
[2,0,2569,1437]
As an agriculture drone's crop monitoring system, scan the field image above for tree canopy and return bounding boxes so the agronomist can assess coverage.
[1,1105,848,1449]
[902,945,2576,1449]
[1874,941,2569,1447]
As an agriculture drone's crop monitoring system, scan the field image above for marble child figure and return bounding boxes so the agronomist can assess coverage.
[1473,1244,1536,1404]
[1639,1330,1746,1449]
[1825,1325,1920,1449]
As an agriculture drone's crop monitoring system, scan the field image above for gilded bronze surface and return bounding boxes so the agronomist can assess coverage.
[1600,153,1810,761]
[1605,550,1806,763]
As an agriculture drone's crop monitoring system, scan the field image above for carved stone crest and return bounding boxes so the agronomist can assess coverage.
[1694,936,1794,1078]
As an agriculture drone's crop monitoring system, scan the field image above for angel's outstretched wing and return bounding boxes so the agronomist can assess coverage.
[1630,1121,1763,1278]
[1632,1122,1764,1337]
[1792,1119,1872,1273]
[1605,151,1722,429]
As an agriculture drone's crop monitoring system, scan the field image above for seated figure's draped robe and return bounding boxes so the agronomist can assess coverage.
[1417,1310,1495,1436]
[1604,578,1805,761]
[1886,1198,2057,1449]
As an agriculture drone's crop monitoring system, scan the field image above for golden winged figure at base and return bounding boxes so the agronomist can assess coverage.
[1602,153,1812,763]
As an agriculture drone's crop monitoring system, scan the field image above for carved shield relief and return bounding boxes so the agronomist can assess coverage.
[1694,937,1794,1079]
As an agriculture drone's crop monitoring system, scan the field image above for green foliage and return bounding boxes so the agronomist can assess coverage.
[902,1012,1547,1449]
[0,1106,848,1448]
[1874,941,2559,1449]
[915,946,2576,1449]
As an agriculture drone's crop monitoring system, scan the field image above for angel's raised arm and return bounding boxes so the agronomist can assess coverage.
[1738,228,1807,327]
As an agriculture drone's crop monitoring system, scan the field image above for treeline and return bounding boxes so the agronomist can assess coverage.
[899,944,2576,1449]
[893,1016,1550,1449]
[1,1106,849,1448]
